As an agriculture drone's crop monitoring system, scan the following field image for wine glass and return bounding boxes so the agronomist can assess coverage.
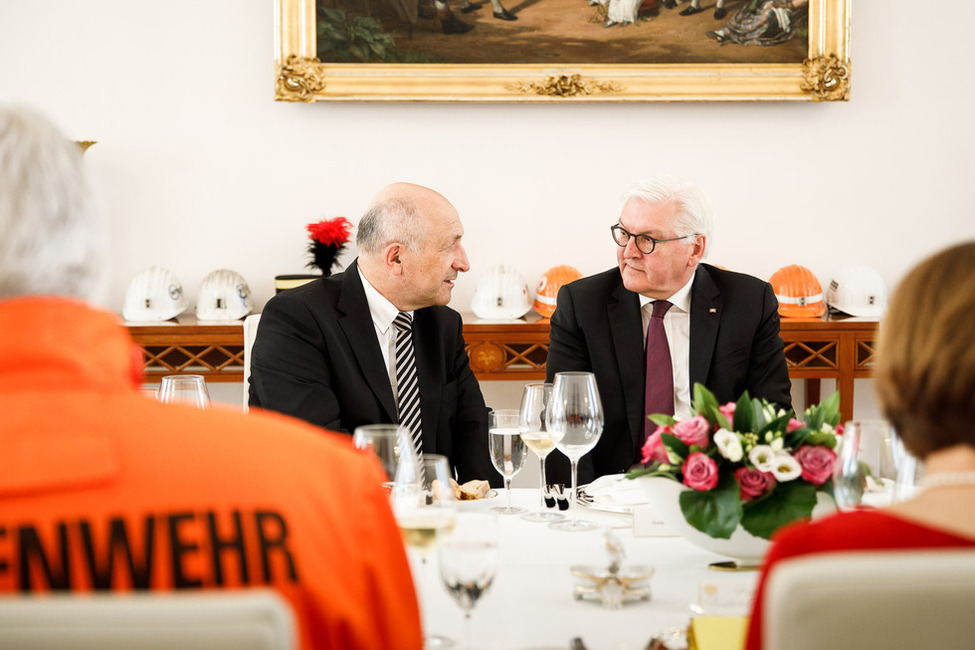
[518,383,564,523]
[157,374,210,408]
[891,428,925,504]
[547,372,603,532]
[833,419,897,509]
[353,424,416,489]
[488,409,527,514]
[391,454,457,649]
[439,512,499,650]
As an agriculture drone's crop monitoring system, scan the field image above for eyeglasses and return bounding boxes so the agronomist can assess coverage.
[610,224,697,255]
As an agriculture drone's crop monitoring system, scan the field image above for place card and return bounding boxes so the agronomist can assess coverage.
[631,505,677,537]
[694,575,757,616]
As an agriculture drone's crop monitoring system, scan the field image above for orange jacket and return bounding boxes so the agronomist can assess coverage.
[0,297,422,650]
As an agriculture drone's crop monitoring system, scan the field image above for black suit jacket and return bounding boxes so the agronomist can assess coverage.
[249,260,496,484]
[545,263,792,485]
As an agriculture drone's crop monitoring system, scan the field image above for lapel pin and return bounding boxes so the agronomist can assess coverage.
[709,308,717,314]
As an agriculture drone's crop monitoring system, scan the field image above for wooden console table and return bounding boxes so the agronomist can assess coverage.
[126,316,244,383]
[127,314,878,420]
[462,313,879,421]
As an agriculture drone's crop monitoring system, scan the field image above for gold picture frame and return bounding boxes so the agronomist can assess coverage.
[274,0,850,102]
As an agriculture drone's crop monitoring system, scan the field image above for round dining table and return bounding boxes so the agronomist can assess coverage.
[410,488,759,650]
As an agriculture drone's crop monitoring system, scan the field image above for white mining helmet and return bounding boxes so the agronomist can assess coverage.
[826,265,888,318]
[470,264,532,320]
[196,269,254,321]
[122,266,188,322]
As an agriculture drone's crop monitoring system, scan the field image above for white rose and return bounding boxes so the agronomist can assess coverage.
[770,453,802,482]
[749,445,776,473]
[714,429,743,462]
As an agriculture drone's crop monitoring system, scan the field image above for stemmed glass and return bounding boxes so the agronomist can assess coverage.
[391,454,457,649]
[353,424,415,489]
[518,383,564,523]
[833,419,897,509]
[158,374,210,408]
[488,409,527,514]
[439,512,499,650]
[547,372,603,532]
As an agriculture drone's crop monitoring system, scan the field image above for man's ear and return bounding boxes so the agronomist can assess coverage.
[384,243,405,276]
[689,234,707,266]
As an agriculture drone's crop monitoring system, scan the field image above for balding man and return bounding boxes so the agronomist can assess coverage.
[250,183,497,484]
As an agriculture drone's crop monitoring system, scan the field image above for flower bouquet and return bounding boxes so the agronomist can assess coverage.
[628,383,842,541]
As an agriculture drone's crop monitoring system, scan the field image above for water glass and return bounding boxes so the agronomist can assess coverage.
[489,409,526,514]
[353,424,416,485]
[439,512,499,650]
[833,419,896,509]
[518,382,564,522]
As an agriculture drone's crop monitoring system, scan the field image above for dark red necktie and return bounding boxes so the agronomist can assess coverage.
[644,300,674,444]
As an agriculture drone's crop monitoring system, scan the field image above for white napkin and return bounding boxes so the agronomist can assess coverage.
[586,474,649,507]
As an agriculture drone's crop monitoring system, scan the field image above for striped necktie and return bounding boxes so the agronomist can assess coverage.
[393,311,423,461]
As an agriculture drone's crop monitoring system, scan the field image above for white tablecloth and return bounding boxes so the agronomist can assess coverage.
[411,488,758,650]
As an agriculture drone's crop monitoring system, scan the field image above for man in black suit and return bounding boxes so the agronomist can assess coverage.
[545,175,792,485]
[249,182,496,484]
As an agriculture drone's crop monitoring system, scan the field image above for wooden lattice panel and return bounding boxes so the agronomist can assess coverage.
[856,339,876,371]
[467,341,548,375]
[783,340,838,370]
[141,344,245,379]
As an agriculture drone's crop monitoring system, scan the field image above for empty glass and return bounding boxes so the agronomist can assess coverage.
[158,374,210,409]
[353,424,416,487]
[439,512,499,650]
[833,419,897,509]
[547,372,604,532]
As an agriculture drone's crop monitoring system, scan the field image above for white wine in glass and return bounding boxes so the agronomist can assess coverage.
[391,454,457,649]
[547,372,603,532]
[518,382,564,522]
[489,409,527,514]
[439,512,499,650]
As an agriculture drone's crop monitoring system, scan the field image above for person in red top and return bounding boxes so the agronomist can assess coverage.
[745,240,975,650]
[0,106,422,650]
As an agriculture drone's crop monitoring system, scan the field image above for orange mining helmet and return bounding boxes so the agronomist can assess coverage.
[770,264,826,319]
[534,265,582,318]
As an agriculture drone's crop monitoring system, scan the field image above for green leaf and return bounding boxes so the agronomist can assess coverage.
[741,480,817,540]
[805,431,838,449]
[660,433,689,462]
[649,414,677,428]
[679,472,742,539]
[732,391,753,433]
[692,383,720,417]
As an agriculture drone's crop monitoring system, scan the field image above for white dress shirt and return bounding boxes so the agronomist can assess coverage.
[358,268,413,404]
[639,274,695,419]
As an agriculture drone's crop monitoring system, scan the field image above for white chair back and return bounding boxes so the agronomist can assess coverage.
[764,549,975,650]
[0,589,296,650]
[243,313,261,412]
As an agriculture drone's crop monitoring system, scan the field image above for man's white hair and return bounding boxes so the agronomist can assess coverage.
[621,174,714,257]
[0,106,107,301]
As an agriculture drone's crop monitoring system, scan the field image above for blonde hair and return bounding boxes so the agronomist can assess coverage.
[874,241,975,457]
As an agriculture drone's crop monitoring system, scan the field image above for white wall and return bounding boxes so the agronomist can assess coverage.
[3,0,973,430]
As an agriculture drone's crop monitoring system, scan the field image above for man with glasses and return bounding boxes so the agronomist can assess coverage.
[545,175,791,485]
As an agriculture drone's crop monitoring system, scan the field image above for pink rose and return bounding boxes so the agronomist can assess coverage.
[641,425,671,465]
[794,445,837,486]
[735,467,776,501]
[835,423,844,437]
[672,415,710,448]
[719,402,736,421]
[787,418,804,433]
[682,452,719,491]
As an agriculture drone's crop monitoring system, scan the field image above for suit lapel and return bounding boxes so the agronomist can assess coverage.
[689,265,722,389]
[608,279,646,449]
[410,309,442,456]
[337,261,398,420]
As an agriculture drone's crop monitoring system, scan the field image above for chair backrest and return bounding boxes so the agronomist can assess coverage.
[0,589,296,650]
[764,549,975,650]
[243,313,261,412]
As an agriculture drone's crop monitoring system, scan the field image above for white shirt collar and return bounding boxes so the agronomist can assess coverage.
[638,271,695,313]
[357,267,409,333]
